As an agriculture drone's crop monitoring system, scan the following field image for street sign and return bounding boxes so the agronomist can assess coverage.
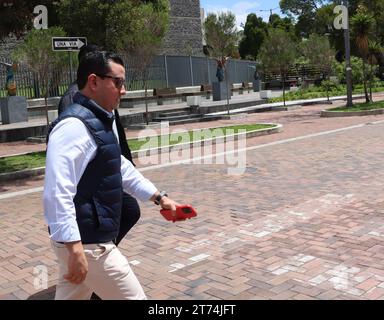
[52,37,87,51]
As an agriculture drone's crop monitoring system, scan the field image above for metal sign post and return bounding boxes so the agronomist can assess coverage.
[52,37,87,51]
[52,37,87,84]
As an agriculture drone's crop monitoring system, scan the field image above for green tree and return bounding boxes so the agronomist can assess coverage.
[333,56,364,85]
[12,27,67,125]
[54,0,111,47]
[359,0,384,44]
[106,0,169,124]
[301,34,335,100]
[259,28,297,106]
[204,11,240,112]
[0,0,58,40]
[279,0,323,17]
[268,13,296,36]
[367,41,382,102]
[238,13,267,60]
[280,0,326,38]
[204,12,240,59]
[55,0,169,49]
[351,7,375,102]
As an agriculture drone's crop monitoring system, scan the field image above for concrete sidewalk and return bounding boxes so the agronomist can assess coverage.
[0,90,371,158]
[0,91,285,143]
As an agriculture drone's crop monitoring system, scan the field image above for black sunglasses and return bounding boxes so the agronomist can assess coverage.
[94,73,126,89]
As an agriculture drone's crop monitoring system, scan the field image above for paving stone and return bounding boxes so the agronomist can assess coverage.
[2,95,384,299]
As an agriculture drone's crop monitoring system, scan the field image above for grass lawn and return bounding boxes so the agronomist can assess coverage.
[328,100,384,112]
[0,123,276,174]
[267,84,384,103]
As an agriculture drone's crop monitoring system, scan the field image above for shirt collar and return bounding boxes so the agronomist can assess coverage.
[73,92,115,124]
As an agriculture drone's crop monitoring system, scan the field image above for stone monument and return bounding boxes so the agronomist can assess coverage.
[0,62,28,124]
[213,57,230,101]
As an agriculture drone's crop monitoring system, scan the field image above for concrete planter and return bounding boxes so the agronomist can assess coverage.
[213,82,230,101]
[0,96,28,124]
[48,110,58,123]
[253,80,261,92]
[260,90,272,99]
[186,95,201,107]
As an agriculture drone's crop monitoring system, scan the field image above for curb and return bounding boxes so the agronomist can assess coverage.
[0,123,282,182]
[133,123,282,158]
[0,166,45,182]
[320,108,384,117]
[272,105,302,111]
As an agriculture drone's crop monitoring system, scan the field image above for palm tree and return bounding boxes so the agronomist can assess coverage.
[351,8,375,103]
[259,29,297,107]
[367,41,382,102]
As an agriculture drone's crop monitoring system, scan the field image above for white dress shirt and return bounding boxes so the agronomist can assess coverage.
[43,117,157,243]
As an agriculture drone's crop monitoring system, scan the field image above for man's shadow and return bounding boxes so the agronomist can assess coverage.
[27,286,101,300]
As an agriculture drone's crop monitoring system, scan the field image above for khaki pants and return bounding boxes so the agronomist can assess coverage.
[51,240,146,300]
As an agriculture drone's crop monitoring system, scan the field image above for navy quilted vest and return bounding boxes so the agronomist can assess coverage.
[47,92,122,244]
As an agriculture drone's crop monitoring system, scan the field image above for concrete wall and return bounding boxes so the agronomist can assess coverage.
[0,36,22,63]
[159,0,204,56]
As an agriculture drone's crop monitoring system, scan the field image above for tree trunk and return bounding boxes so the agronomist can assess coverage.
[144,78,149,125]
[225,66,230,115]
[369,62,373,102]
[44,95,49,127]
[282,72,286,107]
[44,78,49,127]
[362,59,370,103]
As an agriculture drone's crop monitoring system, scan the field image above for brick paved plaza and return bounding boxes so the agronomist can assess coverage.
[1,96,384,300]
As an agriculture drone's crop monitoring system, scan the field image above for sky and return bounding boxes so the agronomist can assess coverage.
[200,0,283,28]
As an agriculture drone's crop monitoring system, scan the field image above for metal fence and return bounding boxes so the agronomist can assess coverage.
[0,55,257,99]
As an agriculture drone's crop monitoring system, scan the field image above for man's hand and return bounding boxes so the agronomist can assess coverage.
[64,241,88,284]
[159,196,179,214]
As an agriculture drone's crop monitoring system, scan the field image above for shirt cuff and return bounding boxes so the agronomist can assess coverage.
[48,222,81,243]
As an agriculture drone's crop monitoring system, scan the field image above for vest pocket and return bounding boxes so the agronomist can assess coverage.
[92,197,118,232]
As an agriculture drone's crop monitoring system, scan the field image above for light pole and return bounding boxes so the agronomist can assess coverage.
[343,0,353,107]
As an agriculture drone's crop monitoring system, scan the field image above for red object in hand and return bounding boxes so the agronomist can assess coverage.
[160,204,197,222]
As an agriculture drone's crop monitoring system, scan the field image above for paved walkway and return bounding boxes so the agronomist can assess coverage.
[1,94,384,299]
[0,90,285,157]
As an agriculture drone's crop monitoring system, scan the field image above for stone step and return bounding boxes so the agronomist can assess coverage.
[152,113,201,122]
[27,104,57,118]
[28,97,60,107]
[157,110,190,117]
[157,115,222,126]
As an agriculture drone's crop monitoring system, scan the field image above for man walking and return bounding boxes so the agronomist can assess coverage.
[44,50,179,299]
[58,44,140,246]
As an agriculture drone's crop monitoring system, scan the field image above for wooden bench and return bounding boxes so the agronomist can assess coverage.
[153,87,179,98]
[265,79,282,89]
[120,94,157,108]
[301,78,316,89]
[27,104,57,118]
[265,79,298,89]
[286,78,298,87]
[242,82,252,93]
[200,84,212,99]
[153,87,183,105]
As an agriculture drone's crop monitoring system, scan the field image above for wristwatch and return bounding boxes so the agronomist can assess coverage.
[154,191,168,205]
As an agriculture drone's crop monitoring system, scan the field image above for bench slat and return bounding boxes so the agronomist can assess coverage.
[153,87,177,97]
[200,84,212,92]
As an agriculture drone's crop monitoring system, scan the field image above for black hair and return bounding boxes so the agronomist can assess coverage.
[76,51,125,90]
[78,44,103,63]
